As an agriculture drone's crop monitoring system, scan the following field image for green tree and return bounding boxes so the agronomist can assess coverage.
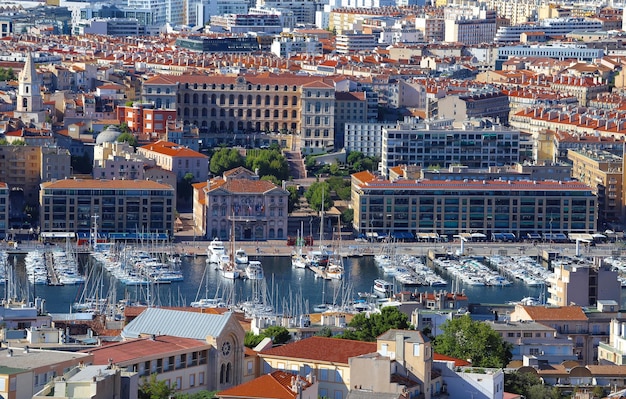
[244,326,291,348]
[347,151,364,165]
[315,326,333,337]
[433,314,512,368]
[244,331,265,348]
[117,132,138,147]
[339,306,409,342]
[11,140,26,146]
[286,186,299,213]
[177,172,195,202]
[175,390,217,399]
[119,122,131,134]
[0,138,8,145]
[263,326,291,345]
[245,149,289,181]
[0,67,16,81]
[210,148,245,175]
[139,374,176,399]
[341,208,354,225]
[305,182,332,212]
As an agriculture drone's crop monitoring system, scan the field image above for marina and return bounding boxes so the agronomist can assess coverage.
[2,239,626,315]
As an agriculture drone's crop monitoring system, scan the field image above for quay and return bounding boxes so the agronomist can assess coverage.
[44,251,62,286]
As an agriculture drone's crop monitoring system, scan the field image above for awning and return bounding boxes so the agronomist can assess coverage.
[569,233,594,241]
[366,232,378,238]
[592,233,606,239]
[471,233,487,239]
[417,233,440,239]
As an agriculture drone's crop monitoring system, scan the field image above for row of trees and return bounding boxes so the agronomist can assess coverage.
[209,146,289,182]
[0,67,16,82]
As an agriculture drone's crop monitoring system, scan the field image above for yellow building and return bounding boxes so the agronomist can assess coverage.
[259,336,377,399]
[567,148,623,227]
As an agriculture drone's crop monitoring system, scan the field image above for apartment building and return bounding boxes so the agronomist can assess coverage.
[548,258,620,307]
[444,9,497,45]
[487,321,576,363]
[335,33,378,54]
[0,145,71,206]
[137,140,209,182]
[599,318,626,365]
[381,119,520,177]
[344,122,396,157]
[351,170,596,240]
[142,74,336,152]
[39,179,175,236]
[85,335,213,395]
[116,103,177,136]
[567,148,623,226]
[437,90,510,123]
[0,347,93,399]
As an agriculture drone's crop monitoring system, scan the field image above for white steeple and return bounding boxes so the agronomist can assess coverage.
[15,52,45,126]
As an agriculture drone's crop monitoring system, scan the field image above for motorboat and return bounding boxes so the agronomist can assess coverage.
[245,260,264,280]
[219,255,240,279]
[190,298,227,308]
[235,248,249,265]
[207,238,226,264]
[373,279,394,298]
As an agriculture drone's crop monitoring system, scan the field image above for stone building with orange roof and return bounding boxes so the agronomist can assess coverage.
[218,370,318,399]
[192,166,289,241]
[137,140,209,182]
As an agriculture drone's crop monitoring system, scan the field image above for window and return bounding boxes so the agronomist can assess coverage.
[247,361,253,375]
[176,377,182,389]
[199,372,205,385]
[189,374,195,387]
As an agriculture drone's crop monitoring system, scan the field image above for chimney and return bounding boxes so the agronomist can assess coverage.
[395,333,405,363]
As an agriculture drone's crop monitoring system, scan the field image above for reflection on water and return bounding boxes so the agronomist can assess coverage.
[2,253,549,314]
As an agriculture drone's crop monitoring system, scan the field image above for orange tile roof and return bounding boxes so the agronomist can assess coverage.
[433,353,471,367]
[520,305,588,321]
[83,335,211,365]
[260,336,376,364]
[218,370,312,399]
[139,140,208,159]
[216,179,280,194]
[41,179,174,190]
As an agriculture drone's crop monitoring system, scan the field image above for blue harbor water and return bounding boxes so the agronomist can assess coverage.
[2,253,546,314]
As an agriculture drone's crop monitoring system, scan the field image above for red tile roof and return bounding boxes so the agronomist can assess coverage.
[519,305,588,321]
[139,140,208,158]
[260,336,376,364]
[83,335,211,365]
[433,353,471,367]
[218,370,312,399]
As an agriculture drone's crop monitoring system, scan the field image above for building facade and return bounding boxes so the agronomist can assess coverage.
[548,259,621,307]
[137,140,209,182]
[351,170,596,240]
[39,179,175,236]
[199,167,289,240]
[567,148,622,227]
[344,122,396,158]
[142,74,336,152]
[381,119,520,177]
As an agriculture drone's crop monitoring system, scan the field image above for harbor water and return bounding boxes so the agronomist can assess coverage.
[3,253,548,314]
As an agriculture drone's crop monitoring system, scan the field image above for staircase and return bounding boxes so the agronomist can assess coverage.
[284,150,307,179]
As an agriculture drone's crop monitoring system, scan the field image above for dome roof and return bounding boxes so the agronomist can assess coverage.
[96,125,123,144]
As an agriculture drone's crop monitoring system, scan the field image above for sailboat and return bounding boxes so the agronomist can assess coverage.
[219,216,242,279]
[313,278,331,313]
[190,266,227,308]
[291,222,308,269]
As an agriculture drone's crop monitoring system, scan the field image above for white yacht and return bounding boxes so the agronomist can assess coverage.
[245,260,264,280]
[218,254,240,279]
[235,248,249,265]
[373,279,394,298]
[207,238,226,264]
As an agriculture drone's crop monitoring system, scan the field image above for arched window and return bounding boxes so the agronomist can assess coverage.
[274,110,279,118]
[192,93,198,104]
[220,364,226,384]
[229,109,234,117]
[247,95,253,105]
[283,96,288,105]
[292,96,297,106]
[256,95,262,105]
[265,95,270,105]
[184,93,189,103]
[283,110,288,118]
[211,108,216,117]
[202,108,207,117]
[265,110,270,118]
[277,228,284,238]
[202,94,207,103]
[247,109,252,117]
[220,94,225,105]
[256,109,261,118]
[220,109,225,117]
[269,228,275,238]
[211,94,217,104]
[238,95,244,105]
[192,108,198,117]
[229,94,234,105]
[226,363,231,383]
[292,110,297,118]
[274,95,279,105]
[183,108,189,117]
[155,98,162,108]
[22,98,27,110]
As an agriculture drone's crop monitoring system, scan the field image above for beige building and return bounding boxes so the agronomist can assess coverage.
[33,365,138,399]
[39,179,175,236]
[258,336,377,399]
[0,145,70,206]
[0,347,93,399]
[548,258,620,308]
[85,335,214,395]
[568,148,623,226]
[142,74,336,153]
[194,167,289,241]
[137,140,209,182]
[349,330,435,399]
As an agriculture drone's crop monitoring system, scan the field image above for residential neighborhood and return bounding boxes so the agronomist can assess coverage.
[2,0,626,398]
